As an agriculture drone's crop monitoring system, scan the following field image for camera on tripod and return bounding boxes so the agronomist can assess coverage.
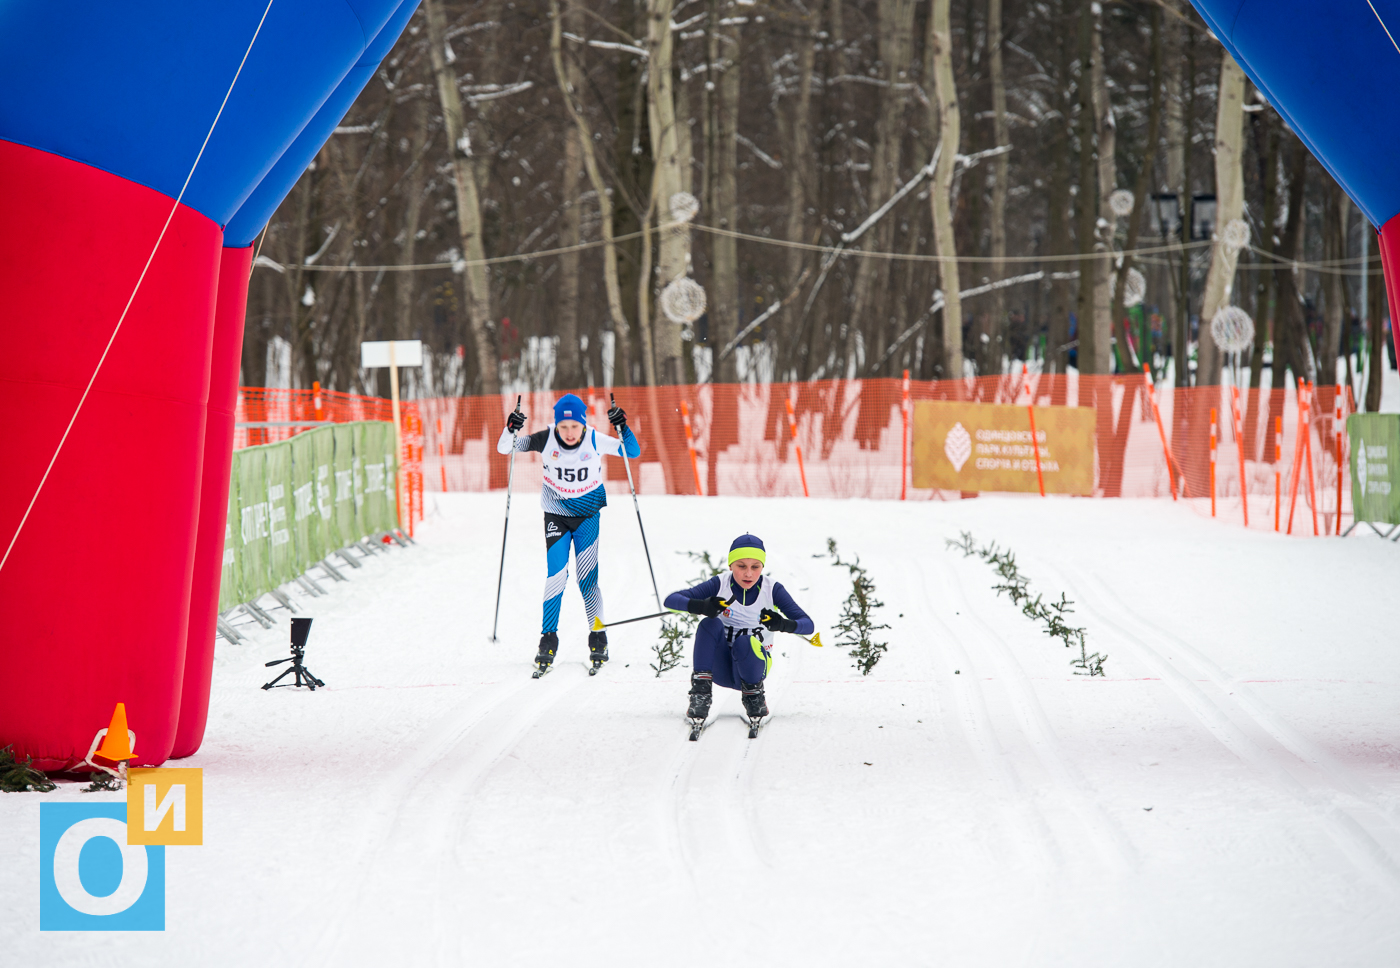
[262,617,325,690]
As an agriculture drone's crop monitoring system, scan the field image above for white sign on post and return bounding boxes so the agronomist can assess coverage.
[360,340,425,534]
[360,340,424,368]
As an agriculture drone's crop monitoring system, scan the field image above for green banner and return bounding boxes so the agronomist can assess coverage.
[331,423,358,549]
[218,421,396,611]
[217,474,240,613]
[265,443,296,586]
[235,447,269,604]
[288,430,324,565]
[1348,414,1400,524]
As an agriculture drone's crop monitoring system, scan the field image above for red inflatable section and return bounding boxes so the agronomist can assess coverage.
[171,245,252,760]
[0,139,221,771]
[1378,216,1400,371]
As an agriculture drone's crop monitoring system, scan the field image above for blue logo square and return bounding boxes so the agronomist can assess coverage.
[40,802,165,931]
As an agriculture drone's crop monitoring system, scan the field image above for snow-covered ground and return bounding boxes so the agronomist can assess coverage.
[4,492,1399,966]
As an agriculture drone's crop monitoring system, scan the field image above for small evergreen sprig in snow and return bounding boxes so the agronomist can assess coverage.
[653,550,726,676]
[819,538,890,675]
[946,531,1106,676]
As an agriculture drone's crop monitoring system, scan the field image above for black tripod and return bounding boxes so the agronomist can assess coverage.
[263,617,324,690]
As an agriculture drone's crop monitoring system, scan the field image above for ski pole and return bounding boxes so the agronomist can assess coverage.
[491,396,522,642]
[592,611,673,630]
[614,393,662,610]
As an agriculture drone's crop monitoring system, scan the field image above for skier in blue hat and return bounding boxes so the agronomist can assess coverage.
[498,392,641,674]
[663,533,814,728]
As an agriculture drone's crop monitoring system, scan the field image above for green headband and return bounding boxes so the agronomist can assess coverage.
[728,546,766,565]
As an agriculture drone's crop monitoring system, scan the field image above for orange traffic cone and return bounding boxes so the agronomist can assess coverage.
[91,702,135,767]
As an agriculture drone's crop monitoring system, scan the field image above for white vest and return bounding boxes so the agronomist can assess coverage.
[718,571,777,643]
[541,425,605,502]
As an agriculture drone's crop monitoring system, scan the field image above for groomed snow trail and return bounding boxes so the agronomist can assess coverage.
[4,493,1400,967]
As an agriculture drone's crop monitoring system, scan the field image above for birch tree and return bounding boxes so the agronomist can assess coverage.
[928,0,961,379]
[1198,50,1247,387]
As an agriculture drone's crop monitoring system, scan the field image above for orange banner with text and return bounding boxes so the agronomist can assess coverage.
[911,401,1095,495]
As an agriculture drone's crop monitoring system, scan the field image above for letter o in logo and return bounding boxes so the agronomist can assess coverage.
[51,818,148,916]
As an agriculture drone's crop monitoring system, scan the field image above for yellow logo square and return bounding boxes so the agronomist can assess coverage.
[126,768,203,846]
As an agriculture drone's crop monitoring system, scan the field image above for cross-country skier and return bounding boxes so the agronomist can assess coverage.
[663,534,813,725]
[497,393,641,675]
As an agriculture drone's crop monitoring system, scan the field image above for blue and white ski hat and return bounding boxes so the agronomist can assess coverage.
[553,393,587,425]
[728,533,766,565]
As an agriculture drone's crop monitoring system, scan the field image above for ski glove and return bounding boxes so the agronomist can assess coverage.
[759,608,798,634]
[607,402,628,429]
[506,409,525,433]
[687,596,727,618]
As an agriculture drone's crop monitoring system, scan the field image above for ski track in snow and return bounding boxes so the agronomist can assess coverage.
[902,558,1064,875]
[1043,557,1400,896]
[934,551,1140,873]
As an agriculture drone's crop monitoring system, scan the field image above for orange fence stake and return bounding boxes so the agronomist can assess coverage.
[1143,364,1177,500]
[1229,385,1248,526]
[1209,407,1218,517]
[900,369,910,501]
[1274,416,1282,532]
[1304,382,1319,536]
[312,380,324,421]
[679,400,704,496]
[1334,387,1345,536]
[1023,363,1046,497]
[785,396,810,498]
[436,417,447,492]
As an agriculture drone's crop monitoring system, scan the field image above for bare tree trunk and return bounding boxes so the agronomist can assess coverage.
[709,11,741,384]
[555,120,584,391]
[1366,225,1386,412]
[1246,105,1277,458]
[425,0,499,395]
[550,0,633,386]
[1198,51,1247,387]
[847,0,915,377]
[647,0,690,385]
[392,96,432,396]
[1045,0,1075,398]
[929,0,962,381]
[1110,6,1161,375]
[988,0,1009,368]
[779,10,816,380]
[1079,0,1113,377]
[1318,179,1349,387]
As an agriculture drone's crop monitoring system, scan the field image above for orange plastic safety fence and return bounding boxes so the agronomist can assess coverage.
[238,376,1354,538]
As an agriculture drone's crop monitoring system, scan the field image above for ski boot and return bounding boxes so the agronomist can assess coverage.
[686,673,713,740]
[587,630,609,676]
[741,680,768,737]
[533,632,558,678]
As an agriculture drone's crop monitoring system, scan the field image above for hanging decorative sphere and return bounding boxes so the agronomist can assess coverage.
[1210,305,1255,352]
[1123,268,1147,307]
[669,192,700,224]
[1108,189,1135,218]
[1221,218,1251,251]
[660,276,707,324]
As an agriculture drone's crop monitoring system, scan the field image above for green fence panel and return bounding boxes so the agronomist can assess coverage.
[352,421,368,532]
[1348,414,1400,524]
[331,423,359,547]
[360,421,391,533]
[217,465,240,613]
[265,443,296,586]
[313,425,336,556]
[235,446,271,603]
[288,430,323,565]
[383,424,399,530]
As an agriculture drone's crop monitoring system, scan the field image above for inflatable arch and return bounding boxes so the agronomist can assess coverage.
[0,1,420,770]
[1188,0,1400,364]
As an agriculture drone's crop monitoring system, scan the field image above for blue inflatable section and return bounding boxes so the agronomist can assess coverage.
[0,0,404,227]
[226,0,418,246]
[1188,0,1400,227]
